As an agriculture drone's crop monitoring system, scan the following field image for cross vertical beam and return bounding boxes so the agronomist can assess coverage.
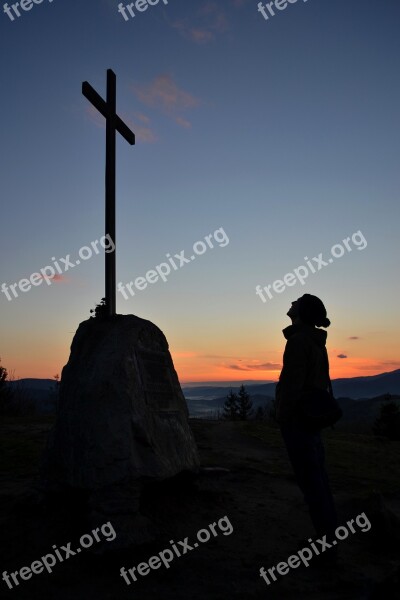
[82,69,135,317]
[106,70,117,317]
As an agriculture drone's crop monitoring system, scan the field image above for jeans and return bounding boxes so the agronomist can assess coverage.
[280,422,338,539]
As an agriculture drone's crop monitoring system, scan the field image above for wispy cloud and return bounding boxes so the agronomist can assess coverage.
[124,112,158,143]
[201,354,240,360]
[85,104,105,129]
[174,115,192,129]
[173,22,214,44]
[84,103,157,143]
[355,361,400,371]
[170,2,229,44]
[380,361,400,367]
[228,362,281,371]
[337,354,348,359]
[132,74,199,111]
[348,336,360,340]
[131,74,200,129]
[37,274,68,283]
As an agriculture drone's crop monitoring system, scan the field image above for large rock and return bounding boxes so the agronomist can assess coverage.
[40,314,200,496]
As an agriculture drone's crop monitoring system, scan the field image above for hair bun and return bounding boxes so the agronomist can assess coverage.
[319,317,331,328]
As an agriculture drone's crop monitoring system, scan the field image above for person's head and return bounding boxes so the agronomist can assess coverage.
[287,294,331,328]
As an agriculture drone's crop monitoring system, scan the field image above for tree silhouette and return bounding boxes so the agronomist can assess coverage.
[0,357,9,398]
[373,400,400,440]
[266,397,278,424]
[90,297,108,320]
[237,384,253,421]
[0,357,13,414]
[254,406,265,421]
[223,389,239,420]
[51,374,60,413]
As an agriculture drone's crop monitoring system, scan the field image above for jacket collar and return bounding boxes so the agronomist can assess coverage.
[282,323,328,347]
[282,323,313,339]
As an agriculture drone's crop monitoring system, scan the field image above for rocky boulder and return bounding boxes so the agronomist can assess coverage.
[40,314,200,497]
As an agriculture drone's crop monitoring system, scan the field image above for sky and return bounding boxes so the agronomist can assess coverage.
[1,0,399,383]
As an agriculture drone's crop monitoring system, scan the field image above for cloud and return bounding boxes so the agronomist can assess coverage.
[337,354,348,359]
[134,112,151,125]
[132,74,200,129]
[38,274,68,283]
[348,336,360,340]
[355,362,400,371]
[228,362,281,371]
[173,22,214,44]
[133,74,199,111]
[170,2,229,44]
[200,354,240,360]
[124,114,157,143]
[174,115,192,129]
[84,104,157,143]
[381,361,400,366]
[85,104,105,129]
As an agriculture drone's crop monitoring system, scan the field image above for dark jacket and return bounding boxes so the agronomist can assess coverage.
[275,323,330,425]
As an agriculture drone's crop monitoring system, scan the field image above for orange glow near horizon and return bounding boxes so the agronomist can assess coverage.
[6,362,400,383]
[3,338,400,383]
[174,355,400,384]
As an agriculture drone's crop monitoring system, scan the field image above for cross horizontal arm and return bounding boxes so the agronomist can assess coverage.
[82,81,136,146]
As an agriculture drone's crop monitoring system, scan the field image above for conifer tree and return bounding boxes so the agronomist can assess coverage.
[373,400,400,440]
[237,384,253,421]
[223,389,239,420]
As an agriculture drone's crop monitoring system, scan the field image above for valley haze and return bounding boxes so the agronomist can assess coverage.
[7,369,400,423]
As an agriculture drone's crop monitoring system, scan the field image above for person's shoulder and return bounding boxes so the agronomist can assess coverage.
[284,331,310,355]
[285,327,315,353]
[288,328,313,343]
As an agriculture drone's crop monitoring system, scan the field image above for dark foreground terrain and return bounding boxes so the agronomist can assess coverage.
[1,416,399,599]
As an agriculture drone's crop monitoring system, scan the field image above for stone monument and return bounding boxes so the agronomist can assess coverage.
[41,314,200,545]
[39,70,200,547]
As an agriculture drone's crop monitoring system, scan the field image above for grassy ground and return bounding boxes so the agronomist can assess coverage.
[0,416,399,599]
[240,421,400,495]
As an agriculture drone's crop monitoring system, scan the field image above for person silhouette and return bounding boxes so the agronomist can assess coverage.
[275,294,338,560]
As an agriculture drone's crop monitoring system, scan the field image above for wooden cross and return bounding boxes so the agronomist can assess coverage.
[82,69,135,317]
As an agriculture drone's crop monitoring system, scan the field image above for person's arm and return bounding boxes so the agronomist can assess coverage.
[276,336,309,424]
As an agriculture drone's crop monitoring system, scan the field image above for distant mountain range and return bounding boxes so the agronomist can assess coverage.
[182,369,400,427]
[181,380,274,388]
[185,393,400,431]
[6,378,57,413]
[182,369,400,403]
[5,370,400,426]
